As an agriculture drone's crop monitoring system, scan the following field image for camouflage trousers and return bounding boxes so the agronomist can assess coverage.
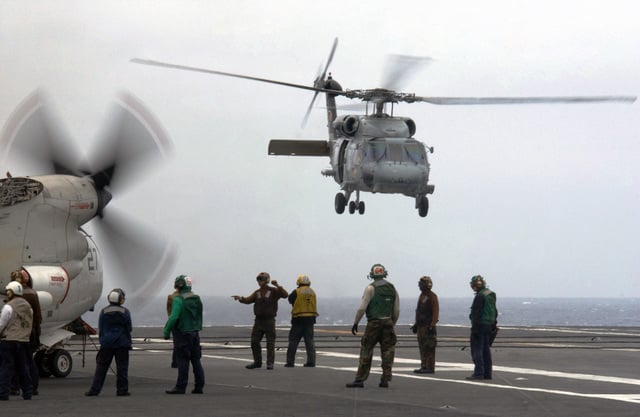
[355,319,397,382]
[417,326,437,370]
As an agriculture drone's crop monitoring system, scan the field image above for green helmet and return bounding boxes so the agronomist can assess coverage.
[369,264,388,279]
[174,274,192,290]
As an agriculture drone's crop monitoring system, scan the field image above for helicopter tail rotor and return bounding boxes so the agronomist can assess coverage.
[302,37,339,128]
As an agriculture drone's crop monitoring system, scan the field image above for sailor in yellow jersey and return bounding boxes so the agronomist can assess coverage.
[285,275,318,367]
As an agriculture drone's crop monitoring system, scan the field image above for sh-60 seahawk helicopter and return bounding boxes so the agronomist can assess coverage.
[132,38,636,218]
[0,91,176,377]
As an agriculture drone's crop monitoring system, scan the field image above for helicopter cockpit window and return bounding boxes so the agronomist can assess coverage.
[364,142,387,162]
[388,143,404,162]
[403,143,426,164]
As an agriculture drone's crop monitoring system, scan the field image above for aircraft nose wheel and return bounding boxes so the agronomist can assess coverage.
[348,200,365,215]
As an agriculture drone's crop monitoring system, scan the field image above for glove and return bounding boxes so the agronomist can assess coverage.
[164,334,170,340]
[410,324,417,334]
[351,323,358,335]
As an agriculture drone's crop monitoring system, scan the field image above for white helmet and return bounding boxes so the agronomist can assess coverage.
[5,281,23,296]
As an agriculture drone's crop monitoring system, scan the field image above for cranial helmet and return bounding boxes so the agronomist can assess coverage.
[369,264,388,279]
[296,274,311,286]
[5,281,23,297]
[107,288,126,304]
[419,276,433,289]
[470,275,485,288]
[256,272,270,284]
[174,275,192,290]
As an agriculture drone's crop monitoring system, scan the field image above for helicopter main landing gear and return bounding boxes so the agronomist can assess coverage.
[335,191,365,215]
[35,348,73,378]
[417,195,429,217]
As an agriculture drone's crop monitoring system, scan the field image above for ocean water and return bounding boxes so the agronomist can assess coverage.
[105,297,640,328]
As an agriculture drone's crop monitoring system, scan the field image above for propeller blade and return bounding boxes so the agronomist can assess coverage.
[91,207,178,311]
[412,95,637,105]
[381,55,433,92]
[89,92,174,194]
[0,91,85,176]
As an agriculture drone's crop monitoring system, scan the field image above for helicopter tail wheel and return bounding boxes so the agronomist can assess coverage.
[418,196,429,217]
[358,201,365,215]
[51,349,73,378]
[334,193,347,214]
[348,201,357,214]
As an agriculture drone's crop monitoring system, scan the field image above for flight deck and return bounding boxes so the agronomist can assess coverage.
[2,325,638,417]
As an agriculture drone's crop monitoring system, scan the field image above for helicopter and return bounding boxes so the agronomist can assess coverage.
[0,91,176,377]
[132,38,636,218]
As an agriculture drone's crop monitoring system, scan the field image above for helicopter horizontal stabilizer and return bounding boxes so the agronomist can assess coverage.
[268,139,329,157]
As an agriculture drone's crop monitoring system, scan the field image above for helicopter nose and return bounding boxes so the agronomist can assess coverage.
[366,163,427,191]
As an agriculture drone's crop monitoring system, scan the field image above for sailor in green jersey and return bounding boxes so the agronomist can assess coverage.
[346,264,399,389]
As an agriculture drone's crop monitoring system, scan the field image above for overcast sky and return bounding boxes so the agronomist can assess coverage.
[1,0,638,300]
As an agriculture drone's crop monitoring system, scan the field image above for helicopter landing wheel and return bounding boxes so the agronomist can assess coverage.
[334,193,347,214]
[418,196,429,217]
[358,201,365,215]
[348,201,357,214]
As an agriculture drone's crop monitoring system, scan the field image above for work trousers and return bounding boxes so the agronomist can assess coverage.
[251,317,276,366]
[416,326,437,370]
[88,347,129,395]
[0,340,33,400]
[355,318,397,382]
[286,317,316,366]
[174,330,205,391]
[470,324,493,378]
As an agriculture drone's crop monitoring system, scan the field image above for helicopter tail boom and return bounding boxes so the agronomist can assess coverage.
[268,139,329,157]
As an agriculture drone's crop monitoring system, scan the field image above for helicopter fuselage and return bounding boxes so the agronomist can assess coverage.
[323,113,434,215]
[331,115,432,196]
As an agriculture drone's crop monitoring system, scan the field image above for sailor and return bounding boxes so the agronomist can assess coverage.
[164,275,205,394]
[85,288,132,396]
[412,276,439,374]
[346,264,399,388]
[0,282,34,401]
[285,274,318,367]
[466,275,498,380]
[232,272,288,370]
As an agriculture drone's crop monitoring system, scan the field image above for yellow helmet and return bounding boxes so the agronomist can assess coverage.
[296,274,311,286]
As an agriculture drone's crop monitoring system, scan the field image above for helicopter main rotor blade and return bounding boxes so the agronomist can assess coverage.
[381,55,433,92]
[412,95,637,105]
[131,58,342,96]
